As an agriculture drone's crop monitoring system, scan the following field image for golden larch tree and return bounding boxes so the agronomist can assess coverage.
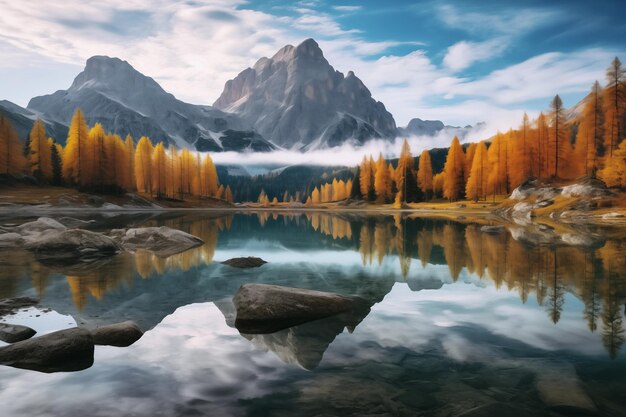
[374,153,391,202]
[417,150,433,197]
[28,119,53,181]
[152,142,168,198]
[466,141,489,201]
[62,109,89,185]
[134,136,154,195]
[443,136,465,201]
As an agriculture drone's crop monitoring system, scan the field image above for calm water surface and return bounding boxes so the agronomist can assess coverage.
[0,211,625,417]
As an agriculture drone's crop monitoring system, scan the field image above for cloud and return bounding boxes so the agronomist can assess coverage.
[443,39,507,71]
[436,4,563,36]
[332,5,362,12]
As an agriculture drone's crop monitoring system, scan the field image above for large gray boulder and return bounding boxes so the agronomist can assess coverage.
[91,321,143,347]
[26,229,122,264]
[0,323,37,343]
[233,284,362,334]
[214,38,396,150]
[0,328,94,373]
[110,226,204,257]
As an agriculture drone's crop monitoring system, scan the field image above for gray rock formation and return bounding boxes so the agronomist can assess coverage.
[0,327,94,373]
[91,321,143,347]
[109,226,204,257]
[0,323,37,343]
[214,38,396,150]
[233,283,362,333]
[27,56,275,152]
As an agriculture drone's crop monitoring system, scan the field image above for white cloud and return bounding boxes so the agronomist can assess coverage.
[332,5,362,12]
[443,39,507,71]
[436,4,562,36]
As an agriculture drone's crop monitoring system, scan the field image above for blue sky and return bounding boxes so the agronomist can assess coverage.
[0,0,624,131]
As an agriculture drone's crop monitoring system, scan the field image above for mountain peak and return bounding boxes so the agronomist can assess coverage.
[295,38,323,58]
[70,55,159,92]
[214,39,396,149]
[270,38,324,63]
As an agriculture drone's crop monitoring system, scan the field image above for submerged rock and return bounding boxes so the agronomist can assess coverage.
[110,226,204,257]
[26,229,122,264]
[233,284,362,334]
[16,217,66,234]
[91,321,143,347]
[0,328,94,373]
[480,225,506,234]
[0,297,39,317]
[0,232,24,247]
[535,363,597,414]
[0,323,37,343]
[222,257,267,268]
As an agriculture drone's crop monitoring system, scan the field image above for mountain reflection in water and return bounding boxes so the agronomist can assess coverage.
[1,211,624,361]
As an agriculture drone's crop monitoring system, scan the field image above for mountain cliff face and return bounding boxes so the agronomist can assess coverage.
[214,38,396,150]
[0,100,69,144]
[27,56,275,152]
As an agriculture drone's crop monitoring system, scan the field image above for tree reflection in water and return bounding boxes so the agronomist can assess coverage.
[0,211,624,358]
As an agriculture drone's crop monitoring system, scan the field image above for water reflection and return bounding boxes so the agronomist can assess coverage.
[0,211,625,360]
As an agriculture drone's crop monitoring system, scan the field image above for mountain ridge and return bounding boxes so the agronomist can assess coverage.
[26,56,275,152]
[214,38,397,150]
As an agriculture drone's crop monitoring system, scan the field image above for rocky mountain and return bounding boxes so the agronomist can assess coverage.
[398,117,484,140]
[27,56,275,152]
[0,100,68,144]
[214,38,396,150]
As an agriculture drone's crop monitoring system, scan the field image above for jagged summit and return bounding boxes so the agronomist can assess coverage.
[214,38,397,150]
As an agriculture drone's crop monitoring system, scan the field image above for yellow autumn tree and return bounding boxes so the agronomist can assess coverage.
[359,155,374,200]
[224,185,233,203]
[466,141,489,201]
[417,150,433,197]
[574,81,604,176]
[152,142,168,198]
[311,186,321,204]
[134,136,153,195]
[28,119,52,182]
[443,136,465,201]
[202,154,219,197]
[124,135,135,191]
[598,139,626,187]
[374,153,391,202]
[62,109,89,185]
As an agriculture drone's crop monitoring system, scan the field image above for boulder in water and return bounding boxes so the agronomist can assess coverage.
[25,229,122,264]
[222,257,267,268]
[91,321,143,347]
[0,328,94,373]
[0,323,37,343]
[110,226,204,257]
[233,284,361,334]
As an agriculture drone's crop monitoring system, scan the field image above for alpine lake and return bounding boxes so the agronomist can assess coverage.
[0,210,625,417]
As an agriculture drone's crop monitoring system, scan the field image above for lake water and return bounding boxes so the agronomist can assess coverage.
[0,211,625,416]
